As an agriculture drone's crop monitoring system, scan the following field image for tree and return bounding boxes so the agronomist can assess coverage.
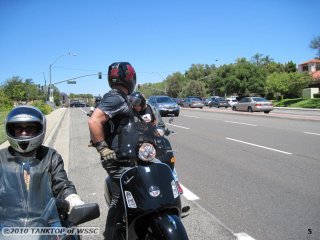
[181,80,206,97]
[251,53,263,66]
[309,35,320,59]
[284,61,297,73]
[0,89,13,110]
[265,72,311,99]
[166,72,186,98]
[2,76,27,103]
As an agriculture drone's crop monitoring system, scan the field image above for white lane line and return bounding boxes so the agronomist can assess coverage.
[180,184,199,200]
[167,123,190,129]
[183,115,200,118]
[79,108,87,114]
[225,120,257,126]
[304,131,320,136]
[226,137,292,155]
[235,232,256,240]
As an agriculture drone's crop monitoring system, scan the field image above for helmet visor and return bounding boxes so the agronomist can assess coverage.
[128,96,142,107]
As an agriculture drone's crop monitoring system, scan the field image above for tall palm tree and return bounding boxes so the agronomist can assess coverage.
[310,36,320,59]
[251,53,263,66]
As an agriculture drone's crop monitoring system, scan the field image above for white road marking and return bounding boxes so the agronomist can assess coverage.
[167,123,190,129]
[304,131,320,136]
[183,115,201,118]
[79,108,87,114]
[226,137,292,155]
[180,184,199,200]
[224,120,257,126]
[235,232,256,240]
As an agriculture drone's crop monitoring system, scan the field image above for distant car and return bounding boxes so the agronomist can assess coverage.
[148,95,180,116]
[70,101,87,107]
[204,98,211,106]
[232,97,274,113]
[181,97,204,109]
[208,97,228,108]
[226,98,238,107]
[173,98,184,106]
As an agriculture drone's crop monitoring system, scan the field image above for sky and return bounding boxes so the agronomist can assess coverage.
[0,0,319,97]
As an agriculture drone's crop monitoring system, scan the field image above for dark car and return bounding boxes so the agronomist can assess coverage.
[208,97,228,108]
[148,95,180,116]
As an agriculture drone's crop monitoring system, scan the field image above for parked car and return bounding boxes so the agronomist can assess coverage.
[173,98,184,106]
[208,97,228,108]
[148,95,180,116]
[204,98,211,106]
[232,97,274,113]
[181,97,204,109]
[70,101,87,107]
[225,98,238,107]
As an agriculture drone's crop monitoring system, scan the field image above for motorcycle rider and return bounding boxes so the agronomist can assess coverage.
[0,105,84,227]
[128,91,165,128]
[88,62,137,240]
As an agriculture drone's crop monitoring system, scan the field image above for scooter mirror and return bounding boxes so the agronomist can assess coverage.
[68,203,100,225]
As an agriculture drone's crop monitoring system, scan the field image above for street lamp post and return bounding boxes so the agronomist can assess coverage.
[48,52,76,103]
[152,72,167,94]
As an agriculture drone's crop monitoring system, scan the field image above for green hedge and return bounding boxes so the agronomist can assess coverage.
[314,93,320,98]
[31,101,53,115]
[273,98,320,108]
[0,111,9,144]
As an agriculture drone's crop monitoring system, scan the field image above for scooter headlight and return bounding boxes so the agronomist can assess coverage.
[138,143,156,162]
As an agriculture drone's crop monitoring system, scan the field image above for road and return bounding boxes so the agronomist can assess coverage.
[54,107,320,240]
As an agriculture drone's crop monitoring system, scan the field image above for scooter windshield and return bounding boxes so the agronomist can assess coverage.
[116,118,167,160]
[0,156,61,238]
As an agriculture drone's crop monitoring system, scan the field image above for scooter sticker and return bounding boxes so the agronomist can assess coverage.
[149,186,160,197]
[145,167,150,173]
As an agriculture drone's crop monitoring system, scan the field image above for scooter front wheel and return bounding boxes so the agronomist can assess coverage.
[145,213,188,240]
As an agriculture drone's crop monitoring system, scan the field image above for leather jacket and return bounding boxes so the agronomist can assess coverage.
[0,145,76,226]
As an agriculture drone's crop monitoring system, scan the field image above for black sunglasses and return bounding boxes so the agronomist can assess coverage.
[14,125,37,134]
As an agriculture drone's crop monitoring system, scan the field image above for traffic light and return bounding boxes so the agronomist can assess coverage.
[98,72,102,79]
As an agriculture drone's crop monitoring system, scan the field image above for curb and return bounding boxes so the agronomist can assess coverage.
[44,108,68,147]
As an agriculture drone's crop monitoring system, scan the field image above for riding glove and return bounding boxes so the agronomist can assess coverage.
[93,140,117,168]
[65,194,84,214]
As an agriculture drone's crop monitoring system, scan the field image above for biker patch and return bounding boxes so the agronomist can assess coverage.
[149,186,160,197]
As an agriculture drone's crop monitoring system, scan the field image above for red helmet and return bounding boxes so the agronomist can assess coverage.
[108,62,136,94]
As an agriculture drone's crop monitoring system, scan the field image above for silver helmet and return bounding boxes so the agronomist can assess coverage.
[5,105,46,153]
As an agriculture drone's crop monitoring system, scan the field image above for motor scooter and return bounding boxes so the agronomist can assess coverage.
[104,119,189,240]
[0,169,100,240]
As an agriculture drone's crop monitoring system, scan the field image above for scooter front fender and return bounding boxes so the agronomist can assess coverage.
[147,213,188,240]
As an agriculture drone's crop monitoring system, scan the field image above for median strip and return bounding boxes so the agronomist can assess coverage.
[226,137,292,155]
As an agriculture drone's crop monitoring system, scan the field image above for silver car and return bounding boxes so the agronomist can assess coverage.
[232,97,274,113]
[148,95,180,116]
[181,97,204,109]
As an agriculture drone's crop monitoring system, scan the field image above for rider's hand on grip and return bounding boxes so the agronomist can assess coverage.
[65,194,84,214]
[93,140,117,169]
[99,146,117,162]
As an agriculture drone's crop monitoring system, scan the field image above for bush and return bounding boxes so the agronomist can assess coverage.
[0,110,9,144]
[314,93,320,98]
[32,101,53,115]
[273,98,303,107]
